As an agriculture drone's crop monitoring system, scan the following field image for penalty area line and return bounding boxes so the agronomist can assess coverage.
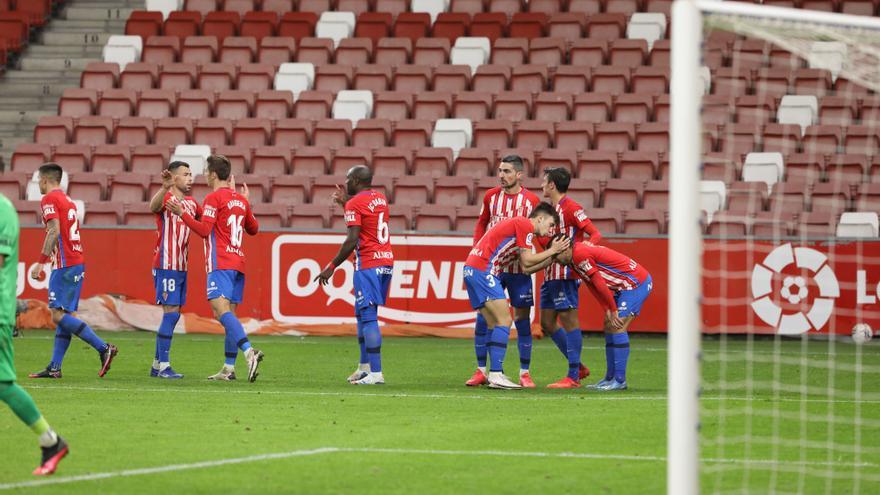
[2,447,876,491]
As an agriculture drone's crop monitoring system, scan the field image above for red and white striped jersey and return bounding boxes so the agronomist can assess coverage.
[544,195,602,281]
[466,217,536,276]
[473,186,540,274]
[153,192,201,271]
[570,243,649,292]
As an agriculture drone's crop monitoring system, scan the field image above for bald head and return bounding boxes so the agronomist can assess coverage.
[345,165,373,196]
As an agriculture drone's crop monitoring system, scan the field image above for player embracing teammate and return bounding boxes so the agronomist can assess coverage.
[167,155,264,382]
[465,155,541,388]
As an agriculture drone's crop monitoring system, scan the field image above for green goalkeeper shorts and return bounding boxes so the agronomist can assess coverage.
[0,325,16,382]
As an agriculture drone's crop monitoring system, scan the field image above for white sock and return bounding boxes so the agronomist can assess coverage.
[371,372,384,380]
[358,363,371,372]
[223,364,235,372]
[520,369,529,377]
[159,362,170,371]
[38,429,58,448]
[478,366,486,375]
[152,359,160,369]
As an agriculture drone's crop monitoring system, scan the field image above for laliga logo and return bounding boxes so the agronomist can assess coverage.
[750,244,840,335]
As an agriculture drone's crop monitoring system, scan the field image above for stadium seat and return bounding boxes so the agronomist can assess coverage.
[617,151,659,181]
[170,144,211,175]
[825,154,867,184]
[529,37,566,67]
[134,89,174,119]
[412,92,452,121]
[252,146,292,175]
[114,117,154,146]
[72,116,112,146]
[164,11,201,42]
[312,119,352,148]
[314,65,353,93]
[591,66,630,95]
[271,176,310,204]
[375,38,413,67]
[393,176,432,206]
[393,13,432,43]
[252,204,289,228]
[181,36,218,64]
[843,125,880,155]
[335,38,372,66]
[373,147,411,176]
[642,180,669,211]
[311,175,347,205]
[473,120,512,149]
[253,90,292,120]
[433,65,471,92]
[293,90,333,120]
[515,121,554,150]
[587,208,622,234]
[329,147,373,175]
[352,119,392,148]
[214,145,250,175]
[52,145,91,173]
[537,149,577,175]
[594,123,635,152]
[532,93,571,122]
[494,92,532,122]
[433,176,473,205]
[373,91,413,120]
[555,122,592,151]
[453,149,495,178]
[433,13,470,43]
[836,212,879,238]
[232,118,271,146]
[202,11,240,43]
[552,65,591,94]
[291,146,331,175]
[700,180,727,222]
[275,62,315,97]
[751,212,794,237]
[296,37,334,65]
[58,89,98,118]
[393,120,433,150]
[130,145,172,173]
[414,206,456,231]
[119,62,159,91]
[174,89,212,119]
[259,37,296,65]
[707,212,751,236]
[450,37,491,73]
[795,211,837,237]
[215,90,255,119]
[278,12,318,40]
[315,12,355,46]
[623,209,665,235]
[491,38,527,66]
[767,181,809,214]
[758,124,799,155]
[0,172,26,200]
[240,12,278,42]
[67,172,108,202]
[777,95,818,132]
[412,148,452,177]
[601,179,642,210]
[333,90,374,124]
[158,63,198,91]
[220,37,258,65]
[818,96,857,126]
[83,202,122,226]
[469,13,507,43]
[355,13,393,42]
[97,89,137,118]
[289,204,329,228]
[726,181,767,214]
[432,119,472,156]
[614,94,653,124]
[742,152,784,190]
[802,124,842,154]
[103,35,143,70]
[452,92,492,121]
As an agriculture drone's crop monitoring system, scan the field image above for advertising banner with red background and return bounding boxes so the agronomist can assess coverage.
[15,228,880,335]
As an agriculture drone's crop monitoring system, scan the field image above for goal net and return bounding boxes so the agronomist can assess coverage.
[669,2,880,493]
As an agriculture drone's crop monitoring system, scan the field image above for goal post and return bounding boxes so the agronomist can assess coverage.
[669,2,880,494]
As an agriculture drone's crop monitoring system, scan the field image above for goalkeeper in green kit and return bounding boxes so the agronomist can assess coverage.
[0,193,68,475]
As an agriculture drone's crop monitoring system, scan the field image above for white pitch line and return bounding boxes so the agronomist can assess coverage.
[24,384,880,404]
[1,446,875,491]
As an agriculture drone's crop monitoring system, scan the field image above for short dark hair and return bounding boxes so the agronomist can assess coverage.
[168,161,190,172]
[38,163,63,184]
[500,155,524,172]
[530,201,560,225]
[348,165,373,185]
[543,167,571,193]
[206,155,231,181]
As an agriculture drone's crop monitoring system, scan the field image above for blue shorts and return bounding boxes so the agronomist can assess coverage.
[498,272,534,308]
[207,270,244,304]
[615,275,653,317]
[463,266,506,310]
[48,264,85,312]
[153,269,188,307]
[540,279,581,311]
[354,266,393,321]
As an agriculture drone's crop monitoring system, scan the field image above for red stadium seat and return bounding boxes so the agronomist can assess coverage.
[271,177,310,205]
[11,144,52,173]
[433,65,471,92]
[452,92,493,121]
[392,120,432,150]
[819,96,858,126]
[125,11,164,41]
[433,13,470,43]
[609,39,648,68]
[430,175,471,206]
[392,65,430,93]
[185,0,220,15]
[251,204,288,228]
[215,90,255,119]
[454,149,495,178]
[198,63,236,92]
[0,171,25,199]
[252,146,292,175]
[537,149,577,175]
[68,172,108,202]
[59,88,98,118]
[529,37,566,67]
[515,120,554,149]
[414,206,456,231]
[311,175,347,205]
[473,120,514,149]
[555,122,592,151]
[470,13,508,43]
[377,38,414,66]
[240,12,278,42]
[588,208,621,234]
[373,148,412,176]
[601,179,642,209]
[552,65,591,93]
[258,37,296,65]
[181,36,218,65]
[510,65,548,93]
[291,146,331,175]
[274,119,314,148]
[114,117,154,146]
[338,0,372,15]
[352,119,392,148]
[220,36,257,65]
[594,123,635,152]
[118,62,158,92]
[158,63,198,91]
[726,182,767,214]
[623,210,665,234]
[802,125,842,155]
[635,123,669,152]
[784,153,824,184]
[548,13,587,38]
[492,38,528,66]
[111,173,152,202]
[642,180,669,211]
[336,38,373,66]
[412,148,453,177]
[232,118,271,146]
[203,11,240,43]
[570,39,606,66]
[509,13,547,39]
[299,0,333,14]
[613,94,653,124]
[843,125,880,155]
[794,211,837,237]
[143,37,181,66]
[294,91,334,120]
[176,89,214,119]
[374,91,413,120]
[768,181,809,214]
[355,13,393,42]
[192,118,232,147]
[472,65,510,93]
[83,203,122,226]
[573,93,612,123]
[255,90,293,120]
[34,116,74,145]
[91,145,131,174]
[825,154,867,184]
[52,145,91,172]
[618,151,659,181]
[97,89,136,118]
[131,146,172,173]
[154,117,193,146]
[810,182,851,214]
[296,37,334,65]
[792,68,833,97]
[164,11,202,42]
[313,120,352,148]
[450,0,486,14]
[393,13,432,43]
[354,64,392,92]
[278,12,318,41]
[576,150,615,180]
[586,13,627,40]
[289,204,329,228]
[591,66,630,95]
[533,92,571,122]
[412,92,452,121]
[330,147,373,175]
[631,67,669,96]
[314,65,353,93]
[494,92,532,122]
[855,183,880,211]
[73,116,113,146]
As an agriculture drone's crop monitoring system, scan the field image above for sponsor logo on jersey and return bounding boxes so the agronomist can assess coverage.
[204,206,216,218]
[574,209,588,222]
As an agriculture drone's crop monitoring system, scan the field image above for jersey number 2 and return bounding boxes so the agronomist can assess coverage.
[227,215,244,247]
[67,210,80,241]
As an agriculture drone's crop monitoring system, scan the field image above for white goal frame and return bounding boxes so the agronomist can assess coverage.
[668,1,880,494]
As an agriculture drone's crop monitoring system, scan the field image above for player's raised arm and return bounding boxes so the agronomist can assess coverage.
[169,195,217,238]
[148,169,173,214]
[519,236,569,272]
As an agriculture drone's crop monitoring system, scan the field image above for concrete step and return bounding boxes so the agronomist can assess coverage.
[21,57,98,71]
[0,110,56,125]
[40,31,114,47]
[0,81,71,98]
[72,1,146,7]
[43,19,126,33]
[25,45,103,58]
[64,7,135,22]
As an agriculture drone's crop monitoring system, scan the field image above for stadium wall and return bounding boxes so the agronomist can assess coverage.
[14,228,880,336]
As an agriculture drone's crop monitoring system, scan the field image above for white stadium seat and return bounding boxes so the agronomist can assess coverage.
[626,13,667,50]
[700,180,727,224]
[698,66,711,96]
[450,37,491,74]
[315,12,356,47]
[333,90,373,125]
[171,145,211,176]
[274,63,315,98]
[432,119,472,159]
[837,212,879,238]
[412,0,450,23]
[809,41,847,81]
[102,35,142,70]
[777,95,818,134]
[145,0,181,18]
[26,170,70,201]
[742,152,784,192]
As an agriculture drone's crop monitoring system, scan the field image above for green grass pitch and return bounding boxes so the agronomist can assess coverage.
[1,331,878,494]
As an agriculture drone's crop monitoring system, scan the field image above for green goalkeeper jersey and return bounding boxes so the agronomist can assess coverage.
[0,193,18,329]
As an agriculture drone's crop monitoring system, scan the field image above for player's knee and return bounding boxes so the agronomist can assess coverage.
[513,307,530,322]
